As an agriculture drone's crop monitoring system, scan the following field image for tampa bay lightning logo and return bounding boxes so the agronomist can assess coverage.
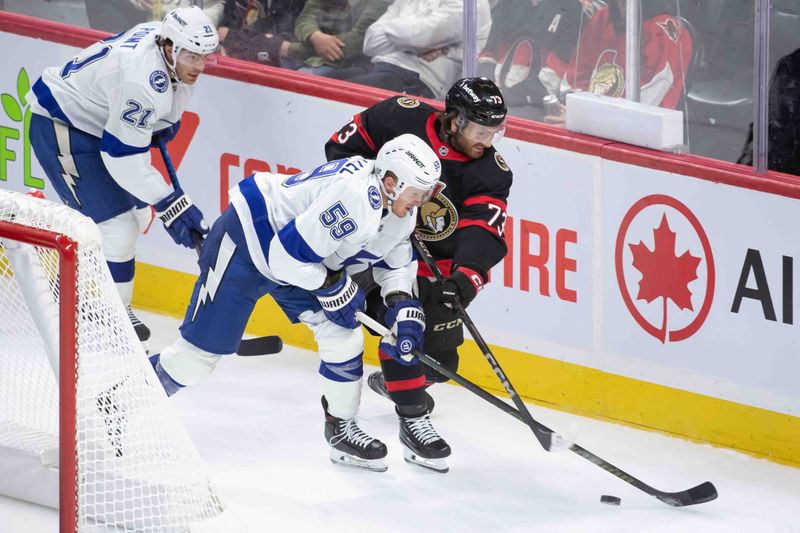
[367,185,382,210]
[399,340,413,353]
[149,70,169,93]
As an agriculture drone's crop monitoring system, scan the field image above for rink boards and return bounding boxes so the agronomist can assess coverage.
[1,11,798,466]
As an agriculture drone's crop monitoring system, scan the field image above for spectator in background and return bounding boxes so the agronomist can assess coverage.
[287,0,391,79]
[547,0,692,121]
[346,0,491,100]
[738,47,800,176]
[477,0,593,117]
[217,0,306,65]
[86,0,224,34]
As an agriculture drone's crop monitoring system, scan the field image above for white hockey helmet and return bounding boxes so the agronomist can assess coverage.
[159,6,219,70]
[374,134,441,205]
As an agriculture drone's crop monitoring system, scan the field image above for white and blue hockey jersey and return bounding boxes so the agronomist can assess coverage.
[229,156,418,297]
[28,23,191,204]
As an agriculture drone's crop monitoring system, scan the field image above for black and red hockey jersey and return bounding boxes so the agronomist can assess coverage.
[325,96,513,280]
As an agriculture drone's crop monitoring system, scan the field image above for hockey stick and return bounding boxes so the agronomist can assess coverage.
[157,136,205,251]
[157,138,282,356]
[411,234,554,451]
[356,311,718,508]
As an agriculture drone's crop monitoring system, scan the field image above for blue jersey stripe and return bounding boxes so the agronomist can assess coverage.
[32,78,73,127]
[238,176,276,260]
[277,219,324,264]
[100,130,149,157]
[319,354,363,382]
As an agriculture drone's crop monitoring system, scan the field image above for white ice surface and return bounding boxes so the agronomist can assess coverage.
[2,310,799,532]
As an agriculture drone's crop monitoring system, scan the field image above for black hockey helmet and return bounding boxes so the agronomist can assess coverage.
[445,77,507,127]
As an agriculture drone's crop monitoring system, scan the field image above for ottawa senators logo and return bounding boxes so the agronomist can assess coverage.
[416,185,458,242]
[589,50,625,98]
[397,96,420,108]
[495,153,510,171]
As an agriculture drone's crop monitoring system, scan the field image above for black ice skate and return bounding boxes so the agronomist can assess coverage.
[95,376,129,458]
[367,371,435,413]
[127,305,151,341]
[397,404,451,473]
[322,396,388,472]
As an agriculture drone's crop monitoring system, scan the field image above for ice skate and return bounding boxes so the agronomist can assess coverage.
[95,376,129,457]
[127,305,151,341]
[322,396,388,472]
[367,371,435,413]
[397,404,451,473]
[127,305,151,353]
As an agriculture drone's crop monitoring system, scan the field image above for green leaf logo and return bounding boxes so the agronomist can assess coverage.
[17,69,30,108]
[1,93,22,122]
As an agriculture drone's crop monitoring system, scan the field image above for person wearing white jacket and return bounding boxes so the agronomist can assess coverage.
[349,0,491,100]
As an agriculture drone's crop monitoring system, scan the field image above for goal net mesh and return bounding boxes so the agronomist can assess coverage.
[0,189,229,532]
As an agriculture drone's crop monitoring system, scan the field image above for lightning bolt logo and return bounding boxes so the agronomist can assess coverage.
[53,122,81,206]
[192,233,236,321]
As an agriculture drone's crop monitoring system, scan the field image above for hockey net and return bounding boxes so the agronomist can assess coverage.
[0,189,233,532]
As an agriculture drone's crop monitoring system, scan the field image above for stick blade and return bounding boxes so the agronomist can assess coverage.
[656,481,718,507]
[237,335,283,356]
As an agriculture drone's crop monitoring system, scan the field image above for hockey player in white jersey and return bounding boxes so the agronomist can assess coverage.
[27,6,218,345]
[149,134,442,472]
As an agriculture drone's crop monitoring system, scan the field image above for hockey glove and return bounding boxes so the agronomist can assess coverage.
[380,295,425,366]
[154,189,209,249]
[313,272,366,330]
[432,266,486,308]
[150,120,181,147]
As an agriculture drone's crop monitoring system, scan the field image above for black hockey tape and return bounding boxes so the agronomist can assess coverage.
[600,495,621,506]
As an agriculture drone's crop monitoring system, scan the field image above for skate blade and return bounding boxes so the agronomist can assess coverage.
[403,448,449,473]
[330,450,388,472]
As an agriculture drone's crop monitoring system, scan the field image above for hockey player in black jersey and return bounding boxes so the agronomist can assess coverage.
[325,77,512,473]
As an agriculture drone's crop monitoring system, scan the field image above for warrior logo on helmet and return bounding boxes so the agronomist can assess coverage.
[417,184,458,242]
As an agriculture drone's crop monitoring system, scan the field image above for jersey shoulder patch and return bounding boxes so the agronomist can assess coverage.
[149,70,169,93]
[396,96,420,108]
[367,185,382,210]
[494,152,510,172]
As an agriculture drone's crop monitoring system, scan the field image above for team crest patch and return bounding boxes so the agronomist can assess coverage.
[495,153,510,171]
[438,145,449,157]
[417,185,458,242]
[397,96,420,108]
[367,186,382,210]
[149,70,169,93]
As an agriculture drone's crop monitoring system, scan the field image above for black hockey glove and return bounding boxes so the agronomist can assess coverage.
[431,266,486,308]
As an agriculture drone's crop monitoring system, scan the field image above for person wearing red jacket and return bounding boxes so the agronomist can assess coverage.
[556,0,692,112]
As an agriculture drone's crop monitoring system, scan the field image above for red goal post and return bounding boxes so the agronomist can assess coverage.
[0,189,236,532]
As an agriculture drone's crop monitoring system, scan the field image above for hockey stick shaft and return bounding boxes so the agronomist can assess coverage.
[157,137,204,250]
[411,234,552,451]
[357,311,717,507]
[157,140,283,357]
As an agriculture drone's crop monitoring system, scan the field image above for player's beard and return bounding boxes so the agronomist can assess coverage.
[453,134,487,159]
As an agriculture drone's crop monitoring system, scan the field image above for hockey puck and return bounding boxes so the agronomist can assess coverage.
[600,495,621,506]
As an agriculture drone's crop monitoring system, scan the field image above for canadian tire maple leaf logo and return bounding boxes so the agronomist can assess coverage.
[615,194,715,344]
[629,214,701,342]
